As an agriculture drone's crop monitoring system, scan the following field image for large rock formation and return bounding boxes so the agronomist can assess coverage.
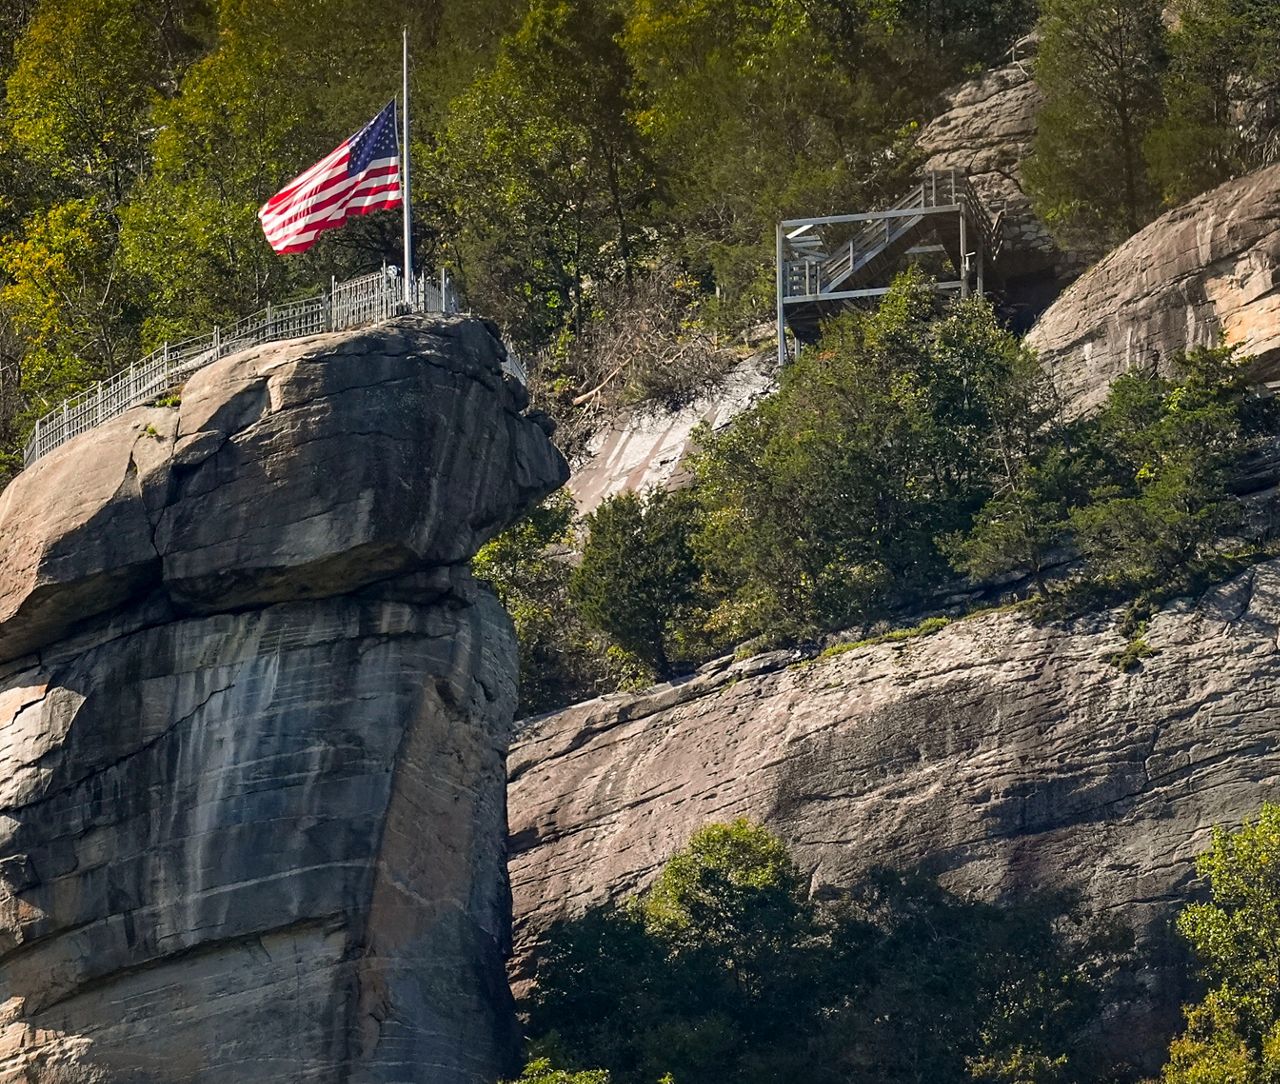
[1028,163,1280,416]
[567,352,776,516]
[0,316,567,1083]
[918,46,1085,322]
[509,561,1280,1070]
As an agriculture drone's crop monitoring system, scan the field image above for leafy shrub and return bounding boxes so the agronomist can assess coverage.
[570,488,702,677]
[688,271,1050,648]
[1161,804,1280,1082]
[474,490,620,716]
[949,345,1278,605]
[525,820,1133,1084]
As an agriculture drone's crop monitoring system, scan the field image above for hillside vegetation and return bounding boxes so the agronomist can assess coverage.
[1,0,1275,480]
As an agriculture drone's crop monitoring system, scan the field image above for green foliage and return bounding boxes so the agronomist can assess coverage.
[570,488,702,677]
[474,490,621,716]
[430,0,651,345]
[1161,804,1280,1082]
[1025,0,1167,249]
[0,197,136,417]
[818,615,952,660]
[1147,0,1280,205]
[690,271,1048,647]
[1069,347,1268,597]
[505,1058,614,1084]
[5,0,186,200]
[948,346,1276,605]
[526,820,1132,1084]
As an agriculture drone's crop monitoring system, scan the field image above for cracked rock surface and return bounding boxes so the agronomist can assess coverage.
[917,55,1088,318]
[509,563,1280,1070]
[1028,163,1280,417]
[0,316,567,1083]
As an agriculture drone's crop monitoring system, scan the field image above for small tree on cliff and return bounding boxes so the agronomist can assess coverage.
[1161,803,1280,1082]
[570,488,701,677]
[1024,0,1166,250]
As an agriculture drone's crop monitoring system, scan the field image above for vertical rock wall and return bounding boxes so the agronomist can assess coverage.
[0,316,567,1083]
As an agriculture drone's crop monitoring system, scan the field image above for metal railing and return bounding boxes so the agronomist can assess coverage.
[22,267,523,468]
[781,170,1004,300]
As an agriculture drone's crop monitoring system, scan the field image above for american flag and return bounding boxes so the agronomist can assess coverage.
[258,101,402,255]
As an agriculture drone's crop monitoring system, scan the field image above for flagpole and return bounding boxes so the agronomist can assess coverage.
[401,26,412,308]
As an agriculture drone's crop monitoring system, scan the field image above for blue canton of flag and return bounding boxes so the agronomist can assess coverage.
[258,101,402,255]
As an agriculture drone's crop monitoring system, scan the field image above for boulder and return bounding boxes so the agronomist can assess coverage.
[918,49,1086,322]
[1028,163,1280,416]
[509,562,1280,1071]
[0,316,566,661]
[0,316,567,1083]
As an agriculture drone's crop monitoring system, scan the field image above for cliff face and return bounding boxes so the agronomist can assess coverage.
[0,316,567,1083]
[509,562,1280,1069]
[918,52,1086,323]
[566,352,777,517]
[1028,163,1280,416]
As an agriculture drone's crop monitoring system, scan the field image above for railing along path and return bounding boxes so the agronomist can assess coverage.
[23,267,527,468]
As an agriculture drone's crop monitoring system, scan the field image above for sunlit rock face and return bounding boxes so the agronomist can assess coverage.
[1028,163,1280,417]
[0,315,567,1083]
[509,562,1280,1073]
[918,51,1088,324]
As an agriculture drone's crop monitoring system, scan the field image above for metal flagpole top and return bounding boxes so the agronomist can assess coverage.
[401,26,413,307]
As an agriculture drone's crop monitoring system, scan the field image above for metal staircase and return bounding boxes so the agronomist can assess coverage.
[776,171,1004,358]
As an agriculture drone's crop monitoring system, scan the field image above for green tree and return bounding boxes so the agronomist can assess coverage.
[570,488,701,677]
[530,820,853,1084]
[505,1059,613,1084]
[947,346,1275,602]
[1146,0,1280,205]
[431,0,652,345]
[691,272,1041,647]
[527,821,1131,1084]
[1161,804,1280,1082]
[119,0,432,345]
[4,0,187,202]
[941,445,1083,596]
[622,0,922,316]
[0,198,137,420]
[1069,346,1271,596]
[474,490,623,716]
[1025,0,1167,250]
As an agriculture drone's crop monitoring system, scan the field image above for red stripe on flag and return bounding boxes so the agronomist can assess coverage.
[258,123,401,254]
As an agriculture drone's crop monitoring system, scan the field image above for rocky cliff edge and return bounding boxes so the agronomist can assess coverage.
[0,316,567,1083]
[509,563,1280,1070]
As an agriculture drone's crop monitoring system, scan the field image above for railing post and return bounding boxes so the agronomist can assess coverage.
[213,325,221,359]
[265,302,273,339]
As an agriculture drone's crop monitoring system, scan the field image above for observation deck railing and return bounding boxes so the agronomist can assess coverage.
[781,170,1003,303]
[22,267,527,469]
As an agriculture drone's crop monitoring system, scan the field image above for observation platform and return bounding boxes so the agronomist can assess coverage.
[776,170,1004,362]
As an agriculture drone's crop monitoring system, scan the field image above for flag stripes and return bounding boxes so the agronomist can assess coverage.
[258,102,402,255]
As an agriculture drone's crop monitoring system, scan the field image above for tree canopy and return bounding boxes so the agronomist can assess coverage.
[521,819,1134,1084]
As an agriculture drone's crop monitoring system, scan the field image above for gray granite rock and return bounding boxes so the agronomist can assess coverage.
[0,316,567,663]
[508,563,1280,1070]
[918,52,1087,317]
[0,316,567,1083]
[1028,163,1280,417]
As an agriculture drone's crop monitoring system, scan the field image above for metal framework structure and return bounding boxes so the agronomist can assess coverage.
[22,266,526,469]
[776,170,1004,364]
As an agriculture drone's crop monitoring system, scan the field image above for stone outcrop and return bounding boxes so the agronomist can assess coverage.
[567,352,776,516]
[0,316,567,1083]
[1028,163,1280,416]
[918,49,1085,321]
[509,561,1280,1070]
